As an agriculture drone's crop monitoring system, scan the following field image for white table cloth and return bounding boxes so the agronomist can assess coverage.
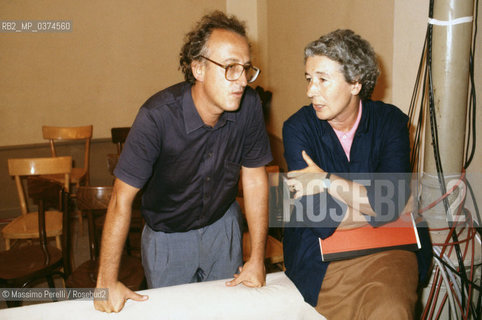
[0,272,325,320]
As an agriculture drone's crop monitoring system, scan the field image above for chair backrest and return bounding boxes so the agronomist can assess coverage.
[42,125,93,183]
[8,156,72,216]
[76,186,113,260]
[107,127,130,177]
[76,186,112,211]
[111,127,130,154]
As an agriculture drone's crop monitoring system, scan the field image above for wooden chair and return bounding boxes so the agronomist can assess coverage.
[65,186,145,291]
[42,125,93,187]
[0,158,73,307]
[42,125,93,233]
[1,157,72,250]
[238,165,284,271]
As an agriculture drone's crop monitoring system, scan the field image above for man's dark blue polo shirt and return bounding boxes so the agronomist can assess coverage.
[115,82,272,233]
[282,100,432,306]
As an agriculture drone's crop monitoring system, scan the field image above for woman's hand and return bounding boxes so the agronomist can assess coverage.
[286,151,329,198]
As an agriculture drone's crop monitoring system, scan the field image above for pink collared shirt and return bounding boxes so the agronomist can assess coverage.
[331,102,362,162]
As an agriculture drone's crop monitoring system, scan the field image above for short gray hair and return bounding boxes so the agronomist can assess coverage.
[304,29,380,100]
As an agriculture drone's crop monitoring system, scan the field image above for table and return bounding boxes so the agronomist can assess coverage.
[0,272,325,320]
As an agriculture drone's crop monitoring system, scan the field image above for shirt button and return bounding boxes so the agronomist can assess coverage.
[208,152,213,158]
[206,177,211,182]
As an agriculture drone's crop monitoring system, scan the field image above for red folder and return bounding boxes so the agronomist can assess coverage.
[319,212,421,262]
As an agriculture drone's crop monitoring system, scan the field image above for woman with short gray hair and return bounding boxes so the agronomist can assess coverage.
[283,29,432,319]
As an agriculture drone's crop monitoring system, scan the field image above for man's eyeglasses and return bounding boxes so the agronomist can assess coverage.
[199,55,260,83]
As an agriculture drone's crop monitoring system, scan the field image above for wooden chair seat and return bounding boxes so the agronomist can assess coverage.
[1,211,63,250]
[0,245,62,281]
[66,255,145,291]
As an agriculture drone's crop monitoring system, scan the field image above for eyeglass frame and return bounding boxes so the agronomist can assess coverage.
[199,55,260,83]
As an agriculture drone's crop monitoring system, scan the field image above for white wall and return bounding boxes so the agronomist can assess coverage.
[0,0,225,146]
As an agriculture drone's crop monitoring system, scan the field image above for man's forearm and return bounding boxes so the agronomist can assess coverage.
[96,207,131,286]
[93,179,146,312]
[242,167,269,262]
[96,180,137,287]
[244,194,268,262]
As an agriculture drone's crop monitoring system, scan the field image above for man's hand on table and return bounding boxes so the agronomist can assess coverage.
[225,259,266,288]
[94,281,148,313]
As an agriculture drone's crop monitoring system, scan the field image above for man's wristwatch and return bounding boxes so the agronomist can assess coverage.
[322,172,331,189]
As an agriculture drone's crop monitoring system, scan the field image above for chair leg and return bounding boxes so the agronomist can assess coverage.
[75,181,85,237]
[76,209,84,237]
[46,276,56,289]
[46,276,58,302]
[55,235,61,250]
[5,239,23,250]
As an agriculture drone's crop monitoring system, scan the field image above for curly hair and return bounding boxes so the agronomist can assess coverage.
[179,11,247,84]
[304,29,380,100]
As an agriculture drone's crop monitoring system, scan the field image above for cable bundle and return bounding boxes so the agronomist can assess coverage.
[407,0,481,318]
[418,171,481,319]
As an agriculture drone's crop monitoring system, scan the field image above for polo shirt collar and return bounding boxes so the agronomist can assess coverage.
[182,84,236,134]
[224,110,236,122]
[183,84,204,134]
[211,111,235,130]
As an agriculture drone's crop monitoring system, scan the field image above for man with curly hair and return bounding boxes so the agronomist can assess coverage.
[94,11,272,313]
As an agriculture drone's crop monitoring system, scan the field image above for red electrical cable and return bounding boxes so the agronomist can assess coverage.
[418,169,466,215]
[420,169,480,319]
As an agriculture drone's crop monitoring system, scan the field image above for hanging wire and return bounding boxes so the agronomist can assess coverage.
[408,32,429,172]
[464,0,479,169]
